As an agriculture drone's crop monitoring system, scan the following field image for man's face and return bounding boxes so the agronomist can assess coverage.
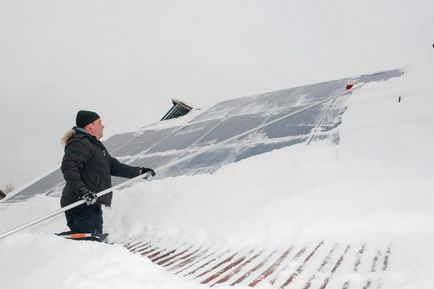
[85,118,104,140]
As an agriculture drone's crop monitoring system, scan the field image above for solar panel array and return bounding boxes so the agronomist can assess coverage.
[5,69,402,202]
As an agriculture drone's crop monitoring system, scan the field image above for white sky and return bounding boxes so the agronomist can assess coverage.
[1,0,433,189]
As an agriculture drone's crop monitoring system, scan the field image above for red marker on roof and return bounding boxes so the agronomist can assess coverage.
[345,83,354,90]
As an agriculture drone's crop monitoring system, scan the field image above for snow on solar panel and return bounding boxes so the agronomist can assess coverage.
[5,69,402,202]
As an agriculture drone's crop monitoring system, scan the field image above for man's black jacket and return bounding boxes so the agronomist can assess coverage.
[61,128,141,206]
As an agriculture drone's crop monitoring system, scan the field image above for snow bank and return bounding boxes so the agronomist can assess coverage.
[0,232,206,289]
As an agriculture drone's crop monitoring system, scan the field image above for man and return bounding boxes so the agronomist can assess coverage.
[60,110,155,235]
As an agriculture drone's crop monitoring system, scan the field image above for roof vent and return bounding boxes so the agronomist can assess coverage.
[161,99,193,121]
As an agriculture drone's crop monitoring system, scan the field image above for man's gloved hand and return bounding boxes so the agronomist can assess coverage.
[140,167,156,177]
[79,189,98,206]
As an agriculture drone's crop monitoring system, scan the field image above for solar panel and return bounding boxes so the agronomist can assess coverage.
[5,69,403,202]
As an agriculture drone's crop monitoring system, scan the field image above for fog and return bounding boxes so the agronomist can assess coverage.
[1,0,433,190]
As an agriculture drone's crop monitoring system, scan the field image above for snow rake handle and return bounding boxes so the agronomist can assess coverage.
[0,172,153,240]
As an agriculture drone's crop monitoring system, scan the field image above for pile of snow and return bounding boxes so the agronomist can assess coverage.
[0,233,202,289]
[1,59,434,288]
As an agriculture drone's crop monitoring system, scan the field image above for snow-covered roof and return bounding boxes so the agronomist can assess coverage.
[4,65,433,289]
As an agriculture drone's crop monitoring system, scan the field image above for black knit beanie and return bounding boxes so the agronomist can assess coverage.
[75,110,100,128]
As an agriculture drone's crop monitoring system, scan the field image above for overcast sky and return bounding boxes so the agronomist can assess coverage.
[1,0,433,190]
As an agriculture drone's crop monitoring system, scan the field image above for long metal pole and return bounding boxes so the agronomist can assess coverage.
[0,172,152,240]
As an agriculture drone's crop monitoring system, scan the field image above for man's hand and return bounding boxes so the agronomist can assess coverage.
[80,189,98,206]
[140,167,156,178]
